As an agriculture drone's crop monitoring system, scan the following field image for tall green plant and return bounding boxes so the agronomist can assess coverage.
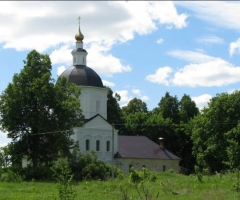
[52,154,76,200]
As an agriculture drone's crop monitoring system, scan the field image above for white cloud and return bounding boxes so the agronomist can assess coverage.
[51,42,132,77]
[192,94,212,110]
[169,50,240,87]
[175,1,240,31]
[156,38,164,44]
[87,43,132,76]
[0,1,187,53]
[131,88,149,101]
[147,50,240,87]
[229,38,240,57]
[132,89,141,95]
[167,50,214,64]
[57,66,67,76]
[196,35,224,44]
[146,66,173,86]
[50,45,72,65]
[102,80,115,87]
[114,90,133,107]
[148,1,188,29]
[141,95,149,101]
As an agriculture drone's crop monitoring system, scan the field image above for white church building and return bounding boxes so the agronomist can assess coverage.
[23,20,180,173]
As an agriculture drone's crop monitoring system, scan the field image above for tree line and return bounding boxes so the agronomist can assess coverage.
[1,50,240,178]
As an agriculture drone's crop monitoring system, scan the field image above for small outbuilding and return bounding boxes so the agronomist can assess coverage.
[115,135,180,173]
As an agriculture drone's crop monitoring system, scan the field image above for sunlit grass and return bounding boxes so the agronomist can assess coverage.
[0,172,240,200]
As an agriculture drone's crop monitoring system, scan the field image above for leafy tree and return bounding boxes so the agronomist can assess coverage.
[0,50,83,170]
[122,98,148,115]
[191,91,240,172]
[0,145,11,168]
[153,92,180,124]
[121,98,148,135]
[123,112,148,136]
[106,87,123,127]
[179,94,199,123]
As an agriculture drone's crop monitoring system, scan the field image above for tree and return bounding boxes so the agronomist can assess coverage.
[121,98,148,135]
[106,87,123,127]
[191,91,240,172]
[153,92,180,124]
[0,145,11,168]
[179,94,199,123]
[122,98,148,116]
[0,50,83,170]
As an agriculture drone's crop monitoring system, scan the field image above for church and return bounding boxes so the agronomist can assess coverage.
[22,20,181,173]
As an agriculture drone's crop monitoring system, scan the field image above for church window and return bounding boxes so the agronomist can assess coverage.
[106,141,110,151]
[74,57,76,63]
[96,140,100,151]
[83,57,85,64]
[96,100,100,112]
[86,139,90,151]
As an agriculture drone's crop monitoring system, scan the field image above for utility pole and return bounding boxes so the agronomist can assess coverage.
[112,123,115,179]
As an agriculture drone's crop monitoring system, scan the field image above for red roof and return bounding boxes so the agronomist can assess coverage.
[115,135,180,160]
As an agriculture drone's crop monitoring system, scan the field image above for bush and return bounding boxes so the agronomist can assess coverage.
[20,165,53,181]
[0,169,23,182]
[52,154,76,200]
[69,151,122,181]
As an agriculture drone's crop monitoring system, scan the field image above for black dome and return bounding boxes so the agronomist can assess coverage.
[59,65,103,87]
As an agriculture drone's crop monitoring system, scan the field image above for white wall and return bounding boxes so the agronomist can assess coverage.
[115,158,180,173]
[79,86,108,119]
[72,116,118,163]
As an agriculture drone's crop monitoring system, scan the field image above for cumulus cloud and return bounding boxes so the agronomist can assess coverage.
[192,94,212,110]
[229,38,240,57]
[175,1,240,31]
[167,50,214,64]
[114,90,133,107]
[50,45,72,65]
[87,43,131,76]
[146,66,173,86]
[196,35,224,44]
[148,1,188,29]
[156,38,164,44]
[57,66,67,76]
[147,50,240,87]
[102,80,115,87]
[132,88,149,101]
[0,1,187,52]
[169,50,240,87]
[132,89,141,95]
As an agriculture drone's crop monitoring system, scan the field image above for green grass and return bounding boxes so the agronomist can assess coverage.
[0,172,240,200]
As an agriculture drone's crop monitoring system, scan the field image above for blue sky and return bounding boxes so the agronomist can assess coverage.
[1,1,240,146]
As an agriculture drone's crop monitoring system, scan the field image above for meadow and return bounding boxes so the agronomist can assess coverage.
[0,171,239,200]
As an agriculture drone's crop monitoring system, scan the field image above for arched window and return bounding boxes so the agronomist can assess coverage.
[96,140,100,151]
[106,140,110,151]
[86,139,90,151]
[83,57,85,64]
[74,57,76,63]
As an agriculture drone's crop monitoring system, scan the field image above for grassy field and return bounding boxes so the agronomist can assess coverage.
[0,171,240,200]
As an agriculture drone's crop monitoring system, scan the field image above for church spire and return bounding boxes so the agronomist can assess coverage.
[72,16,88,66]
[75,16,84,42]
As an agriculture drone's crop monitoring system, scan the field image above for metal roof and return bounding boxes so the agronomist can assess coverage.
[59,65,103,88]
[115,135,180,160]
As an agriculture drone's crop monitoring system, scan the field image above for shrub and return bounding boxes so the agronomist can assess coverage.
[0,169,23,182]
[52,154,76,200]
